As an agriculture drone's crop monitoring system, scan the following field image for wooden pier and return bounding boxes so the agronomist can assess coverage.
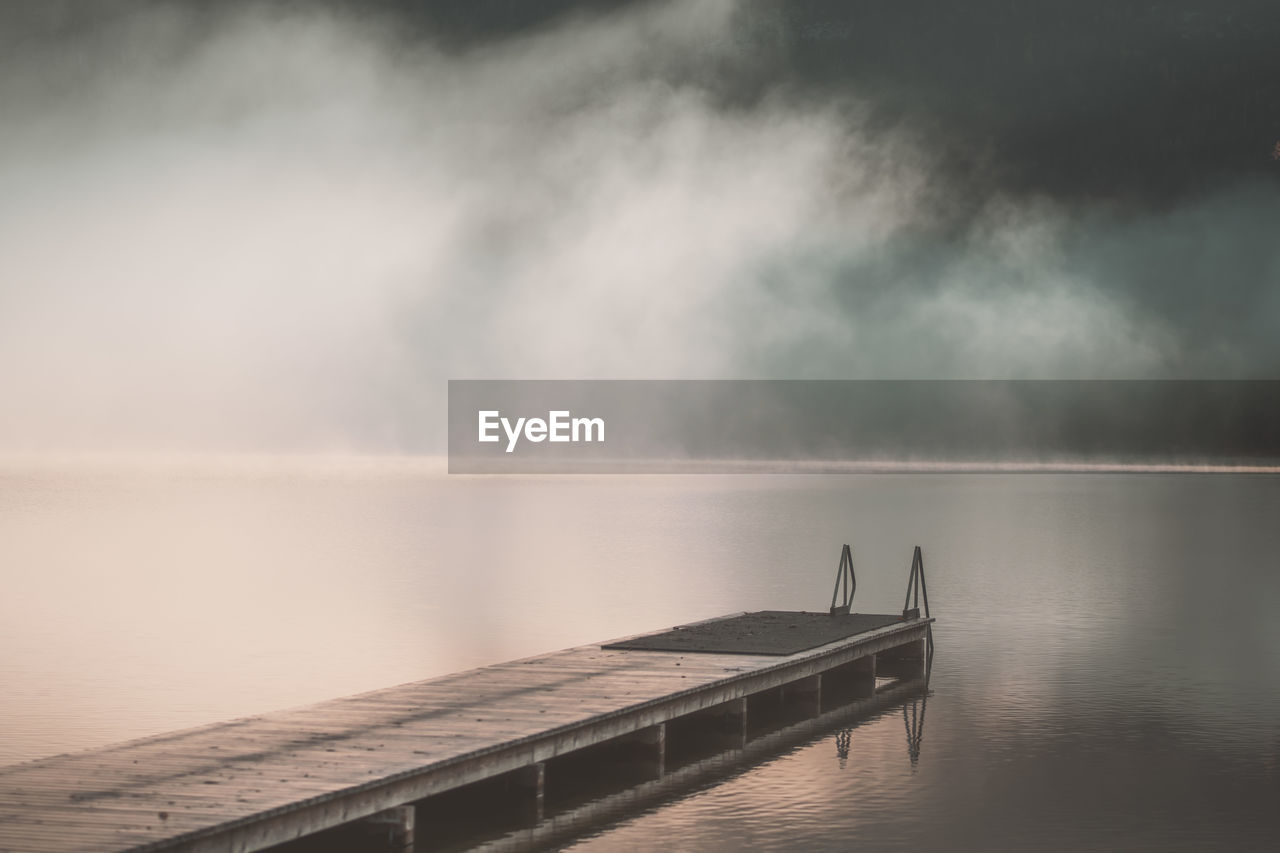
[0,612,933,853]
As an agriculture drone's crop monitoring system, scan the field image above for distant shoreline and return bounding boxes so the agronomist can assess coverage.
[3,452,1278,477]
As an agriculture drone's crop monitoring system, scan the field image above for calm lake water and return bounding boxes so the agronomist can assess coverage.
[2,459,1278,850]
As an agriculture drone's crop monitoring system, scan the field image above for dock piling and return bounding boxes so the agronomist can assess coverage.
[515,762,546,822]
[359,805,415,851]
[821,653,877,703]
[781,673,823,717]
[0,608,932,853]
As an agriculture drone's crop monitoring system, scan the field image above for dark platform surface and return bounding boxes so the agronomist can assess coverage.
[602,611,909,656]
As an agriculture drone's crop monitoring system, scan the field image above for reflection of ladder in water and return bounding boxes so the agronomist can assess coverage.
[834,682,929,769]
[903,687,928,767]
[900,545,932,766]
[829,544,856,614]
[835,728,852,769]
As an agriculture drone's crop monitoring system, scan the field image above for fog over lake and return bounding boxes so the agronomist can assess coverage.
[2,1,1279,850]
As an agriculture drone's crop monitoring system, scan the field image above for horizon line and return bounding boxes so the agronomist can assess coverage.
[3,451,1278,476]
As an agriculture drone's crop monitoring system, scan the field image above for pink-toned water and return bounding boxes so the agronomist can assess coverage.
[2,459,1277,850]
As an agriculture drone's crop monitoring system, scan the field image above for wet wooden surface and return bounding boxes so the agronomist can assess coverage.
[0,616,931,853]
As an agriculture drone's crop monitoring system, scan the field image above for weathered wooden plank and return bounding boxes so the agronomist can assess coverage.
[0,615,932,853]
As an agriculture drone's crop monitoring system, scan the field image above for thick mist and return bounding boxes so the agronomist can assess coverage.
[1,1,1277,454]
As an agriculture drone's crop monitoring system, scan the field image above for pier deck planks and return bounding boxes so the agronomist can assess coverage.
[0,614,931,853]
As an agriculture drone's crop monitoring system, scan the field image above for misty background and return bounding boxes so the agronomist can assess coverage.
[2,0,1278,455]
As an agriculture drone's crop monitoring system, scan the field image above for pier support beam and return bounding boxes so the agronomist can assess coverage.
[515,762,546,823]
[707,696,748,749]
[878,639,927,679]
[781,673,822,717]
[612,722,666,779]
[853,653,877,697]
[669,696,748,755]
[820,654,876,703]
[358,805,415,851]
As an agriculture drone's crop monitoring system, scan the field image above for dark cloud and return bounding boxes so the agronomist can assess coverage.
[755,1,1280,205]
[0,1,1277,454]
[9,0,1279,206]
[311,0,1280,206]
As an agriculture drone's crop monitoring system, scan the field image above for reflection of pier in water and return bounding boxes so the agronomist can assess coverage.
[422,672,932,853]
[0,613,931,853]
[0,548,933,853]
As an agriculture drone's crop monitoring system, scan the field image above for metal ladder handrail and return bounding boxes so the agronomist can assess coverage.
[829,543,856,614]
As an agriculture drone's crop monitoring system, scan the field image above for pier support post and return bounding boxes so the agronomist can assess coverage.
[878,639,927,679]
[707,696,748,749]
[629,722,665,779]
[781,673,822,717]
[601,722,666,780]
[852,653,876,698]
[820,654,876,702]
[359,805,415,851]
[515,762,546,823]
[649,722,667,777]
